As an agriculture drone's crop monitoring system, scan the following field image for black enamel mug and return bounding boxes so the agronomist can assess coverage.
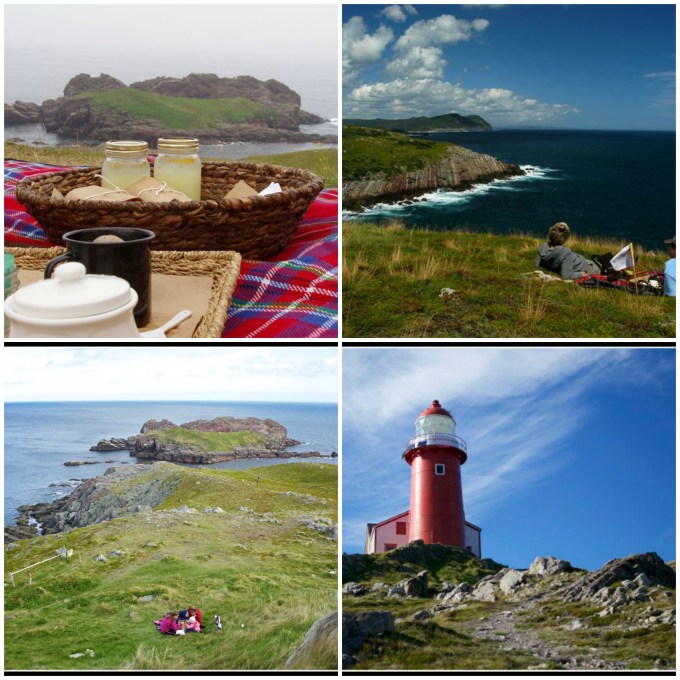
[44,227,155,327]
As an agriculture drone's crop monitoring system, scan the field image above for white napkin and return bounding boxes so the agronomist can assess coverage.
[259,182,282,196]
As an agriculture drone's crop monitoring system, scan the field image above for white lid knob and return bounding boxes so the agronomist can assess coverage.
[54,261,87,283]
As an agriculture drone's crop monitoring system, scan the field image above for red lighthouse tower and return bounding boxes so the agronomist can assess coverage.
[403,400,468,546]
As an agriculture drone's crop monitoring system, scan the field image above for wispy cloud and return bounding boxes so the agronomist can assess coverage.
[380,4,418,23]
[644,70,676,110]
[342,348,668,552]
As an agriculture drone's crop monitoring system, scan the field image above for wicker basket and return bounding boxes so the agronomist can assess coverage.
[15,162,324,259]
[6,246,241,338]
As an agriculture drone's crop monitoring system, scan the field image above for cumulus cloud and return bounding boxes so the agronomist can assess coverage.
[380,4,418,23]
[343,16,394,85]
[395,14,489,50]
[385,46,446,79]
[345,77,579,122]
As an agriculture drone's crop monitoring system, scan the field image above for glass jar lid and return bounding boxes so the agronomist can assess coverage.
[105,140,148,158]
[157,137,200,153]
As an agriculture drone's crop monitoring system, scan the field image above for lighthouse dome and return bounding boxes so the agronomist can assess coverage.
[415,400,457,435]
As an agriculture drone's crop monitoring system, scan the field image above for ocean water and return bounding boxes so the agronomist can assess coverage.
[344,129,675,248]
[4,401,338,522]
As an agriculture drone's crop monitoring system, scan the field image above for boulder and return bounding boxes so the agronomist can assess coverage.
[528,556,573,578]
[399,570,429,598]
[342,610,395,657]
[343,582,366,597]
[387,585,406,598]
[499,569,526,594]
[284,611,337,669]
[438,581,472,604]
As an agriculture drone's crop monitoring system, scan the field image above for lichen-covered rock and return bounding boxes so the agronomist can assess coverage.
[284,611,337,669]
[500,569,526,594]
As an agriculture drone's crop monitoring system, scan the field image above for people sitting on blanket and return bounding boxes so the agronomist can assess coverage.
[185,616,202,633]
[160,611,184,635]
[178,605,203,630]
[536,222,613,280]
[663,236,676,297]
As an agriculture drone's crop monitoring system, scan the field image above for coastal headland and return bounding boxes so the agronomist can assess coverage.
[5,72,337,145]
[342,125,523,210]
[88,415,337,465]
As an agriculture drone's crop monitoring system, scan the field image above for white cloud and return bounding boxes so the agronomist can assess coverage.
[380,4,418,23]
[345,77,579,122]
[5,347,338,403]
[343,16,394,85]
[385,46,446,79]
[395,14,489,51]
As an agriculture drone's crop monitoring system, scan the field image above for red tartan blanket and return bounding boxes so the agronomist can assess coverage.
[4,160,338,338]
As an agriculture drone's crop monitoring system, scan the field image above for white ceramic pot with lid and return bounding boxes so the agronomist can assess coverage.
[4,261,139,338]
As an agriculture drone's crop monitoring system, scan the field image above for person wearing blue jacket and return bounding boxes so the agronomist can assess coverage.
[663,236,676,297]
[536,222,607,280]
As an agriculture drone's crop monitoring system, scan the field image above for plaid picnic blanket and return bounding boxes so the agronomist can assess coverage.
[576,271,665,295]
[4,160,338,338]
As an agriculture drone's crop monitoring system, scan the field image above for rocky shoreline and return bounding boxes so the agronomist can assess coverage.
[5,72,337,146]
[343,144,524,210]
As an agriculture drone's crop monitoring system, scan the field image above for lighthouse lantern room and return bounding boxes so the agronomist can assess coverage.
[366,400,482,557]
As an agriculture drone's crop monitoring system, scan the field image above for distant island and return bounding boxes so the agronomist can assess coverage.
[5,72,337,145]
[344,112,492,134]
[89,415,337,464]
[343,125,523,210]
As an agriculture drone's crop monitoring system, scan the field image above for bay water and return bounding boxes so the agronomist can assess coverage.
[4,400,338,522]
[344,129,675,248]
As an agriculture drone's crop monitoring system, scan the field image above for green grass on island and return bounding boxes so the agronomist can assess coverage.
[4,142,337,189]
[343,126,454,181]
[343,221,675,338]
[4,462,337,670]
[78,88,278,129]
[149,427,268,452]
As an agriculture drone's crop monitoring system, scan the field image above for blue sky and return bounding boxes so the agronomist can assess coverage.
[342,347,675,570]
[343,4,676,130]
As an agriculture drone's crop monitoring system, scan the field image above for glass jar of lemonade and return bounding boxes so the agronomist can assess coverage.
[101,141,150,190]
[154,138,201,200]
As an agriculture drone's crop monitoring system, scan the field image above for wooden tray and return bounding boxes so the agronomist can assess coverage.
[5,247,241,338]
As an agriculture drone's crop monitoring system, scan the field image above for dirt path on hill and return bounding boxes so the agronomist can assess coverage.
[459,599,628,670]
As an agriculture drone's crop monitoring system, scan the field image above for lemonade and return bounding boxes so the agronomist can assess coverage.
[101,141,150,191]
[154,138,201,200]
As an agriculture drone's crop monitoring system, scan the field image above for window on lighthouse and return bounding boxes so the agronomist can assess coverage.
[435,464,446,475]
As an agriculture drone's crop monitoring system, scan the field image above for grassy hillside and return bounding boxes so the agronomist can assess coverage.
[344,113,491,133]
[343,126,454,181]
[344,544,504,588]
[4,462,337,670]
[4,142,337,188]
[149,427,268,452]
[78,88,276,129]
[343,221,675,338]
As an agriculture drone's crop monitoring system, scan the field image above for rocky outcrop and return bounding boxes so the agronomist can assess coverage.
[63,73,126,96]
[562,552,676,603]
[529,555,572,578]
[4,100,41,125]
[8,464,180,537]
[7,72,333,145]
[343,145,524,210]
[89,415,325,464]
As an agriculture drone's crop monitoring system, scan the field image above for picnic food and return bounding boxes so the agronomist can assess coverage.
[154,138,202,200]
[101,141,151,190]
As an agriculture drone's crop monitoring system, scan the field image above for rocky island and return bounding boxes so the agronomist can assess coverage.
[5,72,336,145]
[342,125,523,210]
[89,415,335,464]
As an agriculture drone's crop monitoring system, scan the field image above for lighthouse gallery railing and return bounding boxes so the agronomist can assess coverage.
[403,432,467,454]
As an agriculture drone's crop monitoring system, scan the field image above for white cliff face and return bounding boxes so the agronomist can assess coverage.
[343,145,524,210]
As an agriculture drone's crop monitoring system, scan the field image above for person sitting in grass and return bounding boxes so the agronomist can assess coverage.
[536,222,611,280]
[663,236,676,297]
[160,612,183,635]
[185,616,202,633]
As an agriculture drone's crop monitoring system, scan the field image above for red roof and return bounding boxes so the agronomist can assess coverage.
[419,399,453,418]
